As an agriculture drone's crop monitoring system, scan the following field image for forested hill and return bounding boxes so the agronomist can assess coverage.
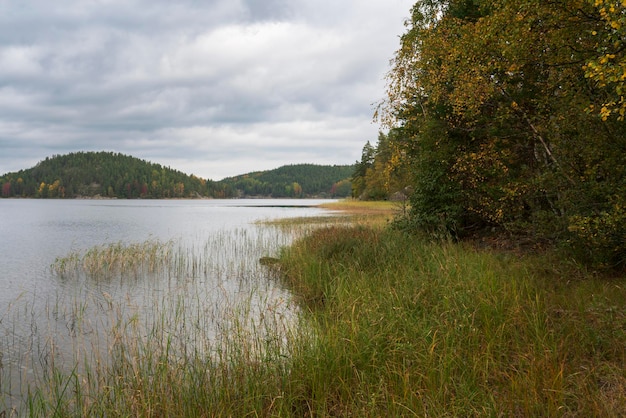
[0,152,215,198]
[0,152,353,199]
[217,164,354,198]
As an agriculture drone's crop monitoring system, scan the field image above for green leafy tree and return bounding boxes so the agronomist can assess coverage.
[330,179,352,197]
[380,0,626,266]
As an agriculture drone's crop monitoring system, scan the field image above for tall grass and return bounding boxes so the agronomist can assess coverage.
[2,226,300,416]
[275,226,626,416]
[6,221,625,416]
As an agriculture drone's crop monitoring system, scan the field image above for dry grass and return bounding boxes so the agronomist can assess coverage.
[259,200,401,230]
[318,199,403,228]
[317,198,400,215]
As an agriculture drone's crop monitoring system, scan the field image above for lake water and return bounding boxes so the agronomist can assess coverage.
[0,199,334,409]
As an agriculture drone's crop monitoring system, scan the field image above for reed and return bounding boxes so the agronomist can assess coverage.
[4,225,302,416]
[9,220,625,416]
[52,240,173,280]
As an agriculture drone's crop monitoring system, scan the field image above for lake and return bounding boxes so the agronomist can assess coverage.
[0,199,334,409]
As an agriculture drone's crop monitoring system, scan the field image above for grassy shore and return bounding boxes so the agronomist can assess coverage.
[276,226,626,416]
[16,201,626,416]
[317,198,399,214]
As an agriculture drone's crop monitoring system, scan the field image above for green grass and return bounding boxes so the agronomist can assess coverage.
[14,223,626,416]
[274,226,626,416]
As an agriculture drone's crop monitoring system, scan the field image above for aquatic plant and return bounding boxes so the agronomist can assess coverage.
[3,224,306,415]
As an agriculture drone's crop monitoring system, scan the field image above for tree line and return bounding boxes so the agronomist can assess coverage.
[354,0,626,268]
[351,129,412,200]
[218,164,353,198]
[0,152,353,199]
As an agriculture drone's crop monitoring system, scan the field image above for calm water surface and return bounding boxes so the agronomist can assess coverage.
[0,199,333,408]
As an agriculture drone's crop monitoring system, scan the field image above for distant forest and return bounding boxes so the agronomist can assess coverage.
[0,152,353,199]
[218,164,353,198]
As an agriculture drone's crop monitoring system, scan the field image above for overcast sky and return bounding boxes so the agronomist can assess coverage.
[0,0,413,180]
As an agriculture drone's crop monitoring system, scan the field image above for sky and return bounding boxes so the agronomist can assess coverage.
[0,0,414,180]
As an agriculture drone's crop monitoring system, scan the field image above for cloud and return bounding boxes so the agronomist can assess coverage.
[0,0,413,180]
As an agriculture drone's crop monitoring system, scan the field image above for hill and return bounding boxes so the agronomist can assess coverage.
[0,151,215,198]
[217,164,354,198]
[0,152,353,199]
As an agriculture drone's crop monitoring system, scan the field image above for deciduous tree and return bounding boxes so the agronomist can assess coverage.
[380,0,626,266]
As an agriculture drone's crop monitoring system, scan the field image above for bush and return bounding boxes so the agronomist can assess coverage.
[568,198,626,269]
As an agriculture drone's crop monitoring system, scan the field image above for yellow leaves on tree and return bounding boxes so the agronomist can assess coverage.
[585,0,626,120]
[377,0,626,265]
[292,182,302,197]
[451,141,527,226]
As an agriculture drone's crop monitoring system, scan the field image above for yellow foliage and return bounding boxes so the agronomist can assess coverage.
[585,0,626,120]
[451,142,524,225]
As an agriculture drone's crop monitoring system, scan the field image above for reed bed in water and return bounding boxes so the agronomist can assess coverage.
[52,240,174,279]
[3,226,302,416]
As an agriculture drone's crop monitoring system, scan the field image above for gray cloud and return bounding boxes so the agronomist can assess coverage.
[0,0,413,180]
